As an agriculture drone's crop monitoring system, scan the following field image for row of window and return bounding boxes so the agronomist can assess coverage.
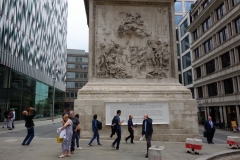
[193,17,240,60]
[66,82,86,88]
[197,77,238,98]
[67,64,88,69]
[195,47,240,79]
[66,72,88,79]
[67,57,88,62]
[192,3,240,43]
[66,91,78,98]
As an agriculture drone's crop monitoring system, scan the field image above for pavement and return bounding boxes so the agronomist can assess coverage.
[0,119,240,160]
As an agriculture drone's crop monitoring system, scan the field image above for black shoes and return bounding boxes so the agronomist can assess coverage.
[125,138,127,143]
[145,154,148,158]
[111,144,115,149]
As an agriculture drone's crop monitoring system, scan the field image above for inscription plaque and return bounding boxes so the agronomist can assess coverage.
[105,102,169,125]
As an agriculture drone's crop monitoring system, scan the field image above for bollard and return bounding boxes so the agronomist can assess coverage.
[148,146,165,160]
[227,136,240,149]
[186,138,193,153]
[186,138,202,154]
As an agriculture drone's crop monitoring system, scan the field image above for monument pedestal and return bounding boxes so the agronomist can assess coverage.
[74,82,199,141]
[77,0,200,142]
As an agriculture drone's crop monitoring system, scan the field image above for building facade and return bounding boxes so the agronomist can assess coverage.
[177,12,195,98]
[65,49,88,109]
[188,0,240,127]
[0,0,68,121]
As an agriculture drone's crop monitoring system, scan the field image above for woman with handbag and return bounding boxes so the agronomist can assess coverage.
[59,114,73,158]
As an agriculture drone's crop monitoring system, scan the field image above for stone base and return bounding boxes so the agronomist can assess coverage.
[74,82,200,142]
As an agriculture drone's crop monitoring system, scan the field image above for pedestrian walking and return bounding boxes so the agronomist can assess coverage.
[2,109,9,128]
[12,109,15,129]
[204,116,215,144]
[88,114,102,147]
[8,109,14,130]
[142,114,153,158]
[59,114,73,158]
[111,110,124,150]
[110,115,116,138]
[125,115,134,144]
[21,107,36,145]
[75,114,82,149]
[69,111,80,154]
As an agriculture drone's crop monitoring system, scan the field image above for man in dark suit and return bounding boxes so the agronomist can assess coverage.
[204,116,215,144]
[142,114,153,158]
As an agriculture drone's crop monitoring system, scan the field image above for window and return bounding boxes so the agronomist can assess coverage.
[66,92,70,97]
[67,72,75,78]
[175,15,183,26]
[180,20,188,37]
[178,59,181,71]
[208,82,218,97]
[67,57,75,62]
[194,48,200,59]
[238,46,240,62]
[216,3,226,20]
[232,0,240,6]
[197,86,203,98]
[176,29,179,41]
[204,38,213,53]
[235,17,240,33]
[219,27,228,44]
[179,74,182,84]
[205,59,215,74]
[183,69,192,86]
[202,17,211,32]
[81,65,88,69]
[71,92,74,97]
[224,78,234,94]
[193,12,198,19]
[221,52,231,68]
[185,1,194,12]
[202,0,211,9]
[181,35,189,52]
[182,52,191,69]
[196,67,201,78]
[177,44,180,56]
[67,64,88,69]
[66,82,75,88]
[193,29,198,40]
[174,1,182,12]
[67,64,75,68]
[67,57,88,62]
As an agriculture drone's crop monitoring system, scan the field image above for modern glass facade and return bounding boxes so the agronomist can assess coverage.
[0,65,64,121]
[0,0,68,121]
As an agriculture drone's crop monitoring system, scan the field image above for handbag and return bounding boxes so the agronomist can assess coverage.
[203,131,207,137]
[57,135,63,143]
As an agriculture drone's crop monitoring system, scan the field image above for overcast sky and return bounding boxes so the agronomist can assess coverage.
[67,0,89,52]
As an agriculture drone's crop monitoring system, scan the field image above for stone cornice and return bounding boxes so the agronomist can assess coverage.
[84,0,176,26]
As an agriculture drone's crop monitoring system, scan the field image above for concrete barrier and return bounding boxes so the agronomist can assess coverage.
[186,138,202,154]
[227,136,240,149]
[148,146,165,160]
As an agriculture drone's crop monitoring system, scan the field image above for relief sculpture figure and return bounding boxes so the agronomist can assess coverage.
[116,12,151,38]
[97,41,132,78]
[146,40,170,79]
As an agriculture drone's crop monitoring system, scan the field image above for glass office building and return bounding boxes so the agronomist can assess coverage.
[0,0,68,121]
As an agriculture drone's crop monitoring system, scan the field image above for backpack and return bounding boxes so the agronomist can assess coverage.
[111,116,117,130]
[97,120,102,130]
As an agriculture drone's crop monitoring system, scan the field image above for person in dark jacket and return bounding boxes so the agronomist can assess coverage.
[204,116,215,144]
[142,114,153,158]
[2,109,9,128]
[88,114,102,146]
[125,115,134,144]
[21,107,36,146]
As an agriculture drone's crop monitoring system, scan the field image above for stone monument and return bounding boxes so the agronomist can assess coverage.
[74,0,199,141]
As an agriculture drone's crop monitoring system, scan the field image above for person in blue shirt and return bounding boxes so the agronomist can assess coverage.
[88,114,102,146]
[111,110,124,150]
[125,115,134,144]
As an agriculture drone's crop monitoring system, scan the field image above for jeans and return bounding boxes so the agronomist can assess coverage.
[88,131,100,145]
[126,128,134,143]
[3,118,8,127]
[22,127,34,145]
[145,134,152,156]
[75,132,79,148]
[112,129,121,149]
[71,131,77,152]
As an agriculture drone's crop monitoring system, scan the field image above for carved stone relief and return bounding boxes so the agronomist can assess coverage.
[95,5,172,79]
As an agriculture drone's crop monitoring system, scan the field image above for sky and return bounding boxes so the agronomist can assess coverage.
[67,0,89,52]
